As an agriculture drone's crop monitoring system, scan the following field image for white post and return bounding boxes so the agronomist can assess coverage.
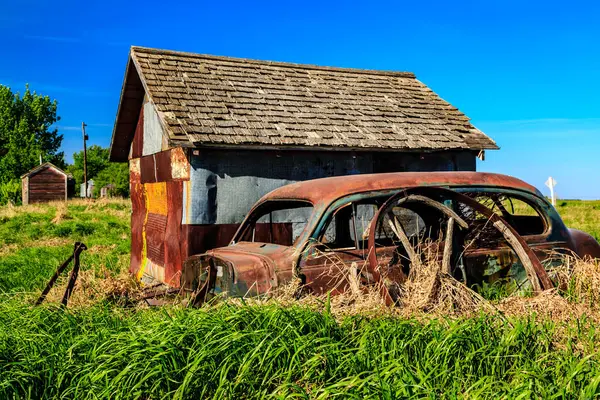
[545,177,557,206]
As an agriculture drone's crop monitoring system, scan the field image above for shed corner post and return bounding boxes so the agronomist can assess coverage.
[22,177,28,205]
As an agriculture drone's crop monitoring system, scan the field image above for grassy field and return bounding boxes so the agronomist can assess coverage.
[556,200,600,241]
[1,198,600,399]
[0,200,130,294]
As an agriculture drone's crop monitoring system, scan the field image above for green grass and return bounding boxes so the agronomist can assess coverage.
[0,200,130,293]
[556,200,600,242]
[2,301,600,399]
[0,198,599,399]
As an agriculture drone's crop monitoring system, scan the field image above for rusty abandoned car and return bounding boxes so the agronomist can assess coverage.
[182,172,600,305]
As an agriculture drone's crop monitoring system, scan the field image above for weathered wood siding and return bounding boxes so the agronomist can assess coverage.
[27,167,66,203]
[21,177,29,205]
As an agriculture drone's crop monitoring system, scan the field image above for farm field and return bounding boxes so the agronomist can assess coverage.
[1,198,600,399]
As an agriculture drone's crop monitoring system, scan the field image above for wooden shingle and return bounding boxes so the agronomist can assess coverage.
[114,46,498,157]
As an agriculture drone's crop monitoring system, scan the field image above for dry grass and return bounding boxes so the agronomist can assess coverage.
[0,243,18,257]
[0,201,47,218]
[223,249,600,325]
[50,202,71,223]
[0,198,131,220]
[41,268,142,308]
[26,236,600,328]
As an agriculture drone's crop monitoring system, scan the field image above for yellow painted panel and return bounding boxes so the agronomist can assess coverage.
[145,182,168,216]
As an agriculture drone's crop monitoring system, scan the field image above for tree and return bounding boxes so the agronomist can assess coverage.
[0,85,64,184]
[93,162,130,198]
[66,145,130,198]
[67,145,110,187]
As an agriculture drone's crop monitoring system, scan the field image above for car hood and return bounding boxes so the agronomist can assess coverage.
[205,242,297,295]
[209,242,296,261]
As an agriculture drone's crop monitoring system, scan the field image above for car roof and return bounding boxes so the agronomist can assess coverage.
[262,171,540,206]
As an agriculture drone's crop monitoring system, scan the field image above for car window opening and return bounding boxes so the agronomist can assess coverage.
[237,201,313,246]
[321,189,549,298]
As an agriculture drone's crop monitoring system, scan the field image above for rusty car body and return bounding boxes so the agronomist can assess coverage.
[182,172,600,304]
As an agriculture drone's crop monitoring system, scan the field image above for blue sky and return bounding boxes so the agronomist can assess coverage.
[1,0,599,199]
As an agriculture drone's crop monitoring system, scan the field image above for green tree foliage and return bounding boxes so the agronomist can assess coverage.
[0,85,64,183]
[67,145,110,187]
[0,180,21,205]
[66,145,129,197]
[93,162,130,198]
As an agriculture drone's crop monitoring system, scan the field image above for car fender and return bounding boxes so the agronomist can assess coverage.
[568,229,600,259]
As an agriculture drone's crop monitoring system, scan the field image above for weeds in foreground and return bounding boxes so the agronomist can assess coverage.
[2,199,600,398]
[2,299,600,399]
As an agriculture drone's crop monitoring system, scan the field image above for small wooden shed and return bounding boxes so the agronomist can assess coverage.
[21,162,68,205]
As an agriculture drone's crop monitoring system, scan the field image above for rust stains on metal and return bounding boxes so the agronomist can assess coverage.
[164,180,184,286]
[262,171,540,206]
[170,148,190,180]
[129,158,145,278]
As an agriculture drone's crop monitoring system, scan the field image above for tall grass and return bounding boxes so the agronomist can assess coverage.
[2,199,600,398]
[2,300,600,399]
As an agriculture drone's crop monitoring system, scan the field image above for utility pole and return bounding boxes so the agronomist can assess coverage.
[81,122,88,198]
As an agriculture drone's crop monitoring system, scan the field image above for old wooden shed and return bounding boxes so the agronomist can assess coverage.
[21,162,68,205]
[109,46,498,286]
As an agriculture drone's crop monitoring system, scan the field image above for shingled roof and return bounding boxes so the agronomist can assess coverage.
[110,46,497,161]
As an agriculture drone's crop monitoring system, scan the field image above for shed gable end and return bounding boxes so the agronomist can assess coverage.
[142,101,167,156]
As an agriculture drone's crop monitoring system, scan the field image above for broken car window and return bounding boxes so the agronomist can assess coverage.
[465,192,547,236]
[237,201,313,246]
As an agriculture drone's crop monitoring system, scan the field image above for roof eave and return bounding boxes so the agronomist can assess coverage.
[109,49,146,162]
[20,162,68,178]
[177,141,499,153]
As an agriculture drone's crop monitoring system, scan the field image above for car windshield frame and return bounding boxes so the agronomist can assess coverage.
[307,185,555,246]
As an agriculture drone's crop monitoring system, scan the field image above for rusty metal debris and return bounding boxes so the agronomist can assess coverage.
[36,242,87,307]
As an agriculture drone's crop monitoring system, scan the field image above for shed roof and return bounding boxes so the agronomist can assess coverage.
[110,46,498,161]
[20,162,67,179]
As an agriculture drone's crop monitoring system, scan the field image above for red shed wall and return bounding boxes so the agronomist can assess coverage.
[27,167,66,203]
[128,102,191,286]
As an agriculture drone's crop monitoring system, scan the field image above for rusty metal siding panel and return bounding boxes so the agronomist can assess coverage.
[139,149,180,184]
[140,155,156,184]
[145,182,168,216]
[130,105,144,159]
[129,148,192,284]
[142,101,164,156]
[183,224,241,257]
[170,148,190,180]
[138,182,170,282]
[129,158,145,277]
[146,213,167,263]
[154,151,173,182]
[165,181,184,286]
